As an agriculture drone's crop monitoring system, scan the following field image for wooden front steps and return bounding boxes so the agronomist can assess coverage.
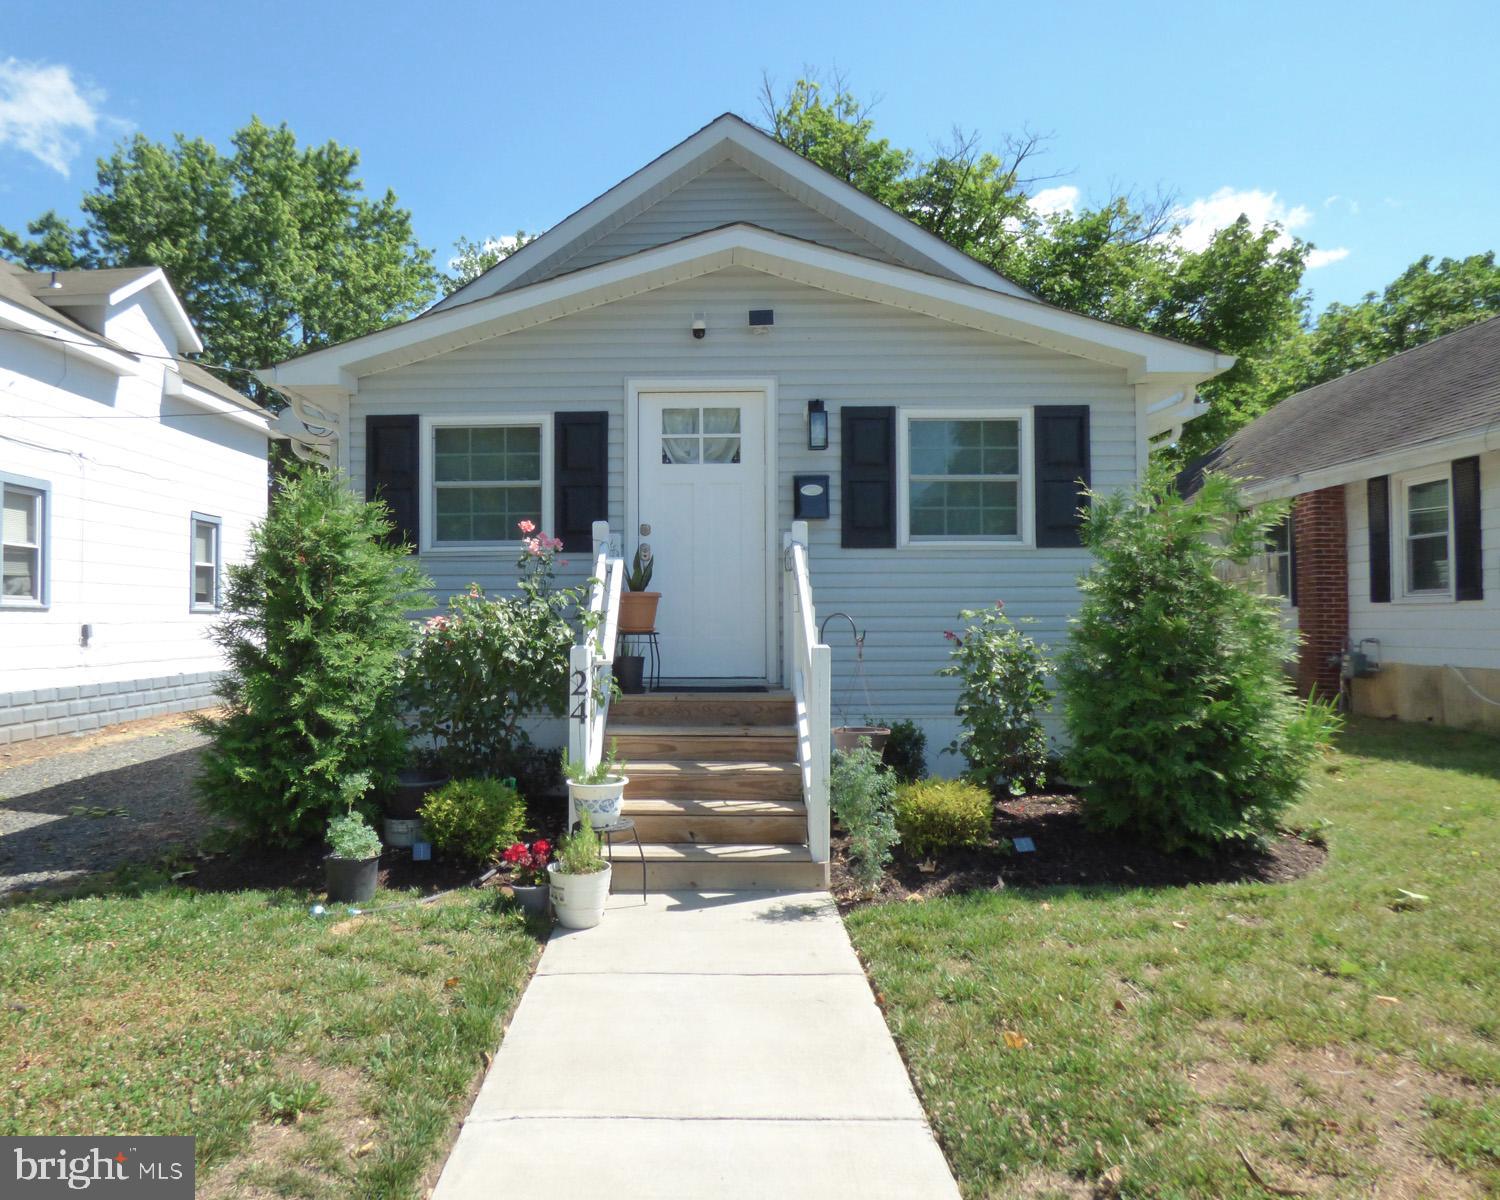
[604,690,826,891]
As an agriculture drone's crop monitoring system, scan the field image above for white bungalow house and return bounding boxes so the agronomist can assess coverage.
[0,262,275,745]
[262,113,1232,887]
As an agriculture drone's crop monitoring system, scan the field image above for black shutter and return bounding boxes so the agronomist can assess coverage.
[1368,475,1392,603]
[365,415,420,549]
[1453,456,1483,601]
[1034,405,1091,547]
[841,407,896,548]
[554,411,609,553]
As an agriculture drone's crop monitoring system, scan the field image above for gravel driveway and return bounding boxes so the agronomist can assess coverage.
[0,720,216,895]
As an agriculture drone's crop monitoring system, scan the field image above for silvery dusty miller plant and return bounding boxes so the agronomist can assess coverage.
[829,742,898,890]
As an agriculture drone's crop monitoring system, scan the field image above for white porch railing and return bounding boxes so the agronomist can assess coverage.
[567,520,625,825]
[782,520,832,863]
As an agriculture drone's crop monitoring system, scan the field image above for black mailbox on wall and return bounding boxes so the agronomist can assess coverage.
[793,474,830,520]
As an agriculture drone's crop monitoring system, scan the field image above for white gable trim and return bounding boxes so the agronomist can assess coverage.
[263,225,1233,393]
[43,267,204,356]
[432,113,1032,312]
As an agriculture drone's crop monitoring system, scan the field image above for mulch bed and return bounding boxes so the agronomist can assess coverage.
[832,791,1327,906]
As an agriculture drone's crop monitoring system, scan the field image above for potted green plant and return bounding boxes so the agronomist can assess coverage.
[618,543,659,633]
[499,839,553,915]
[548,818,611,929]
[325,811,382,903]
[613,636,646,694]
[563,740,629,828]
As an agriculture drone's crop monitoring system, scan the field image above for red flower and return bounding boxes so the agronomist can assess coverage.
[943,630,957,641]
[531,840,551,858]
[501,843,527,865]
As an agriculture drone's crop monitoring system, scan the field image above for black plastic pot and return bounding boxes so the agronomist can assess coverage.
[325,854,379,903]
[613,654,646,694]
[387,766,449,819]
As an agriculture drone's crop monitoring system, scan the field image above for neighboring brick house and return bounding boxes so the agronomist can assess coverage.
[1184,316,1498,731]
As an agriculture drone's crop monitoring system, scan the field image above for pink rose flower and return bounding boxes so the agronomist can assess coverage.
[517,519,536,534]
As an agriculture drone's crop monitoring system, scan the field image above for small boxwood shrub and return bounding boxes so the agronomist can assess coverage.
[894,779,991,858]
[421,778,526,863]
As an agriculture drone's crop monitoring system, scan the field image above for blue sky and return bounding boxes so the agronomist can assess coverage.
[2,0,1495,313]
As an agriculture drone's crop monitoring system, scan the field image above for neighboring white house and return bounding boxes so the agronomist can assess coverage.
[262,113,1234,761]
[1186,316,1499,732]
[1,261,275,744]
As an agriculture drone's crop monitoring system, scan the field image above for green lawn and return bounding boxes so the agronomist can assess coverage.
[0,877,542,1198]
[845,718,1500,1199]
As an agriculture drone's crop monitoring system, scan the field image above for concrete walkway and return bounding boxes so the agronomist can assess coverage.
[433,890,960,1199]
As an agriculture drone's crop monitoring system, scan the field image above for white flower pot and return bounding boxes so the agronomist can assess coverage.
[548,861,612,929]
[568,776,628,828]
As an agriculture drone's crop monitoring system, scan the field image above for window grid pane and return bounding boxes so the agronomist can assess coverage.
[661,406,742,466]
[431,425,544,544]
[908,419,1021,539]
[3,546,38,598]
[1405,479,1450,592]
[4,489,37,545]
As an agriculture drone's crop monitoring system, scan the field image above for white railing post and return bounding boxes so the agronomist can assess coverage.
[567,519,625,820]
[809,642,832,862]
[567,641,592,829]
[781,520,831,866]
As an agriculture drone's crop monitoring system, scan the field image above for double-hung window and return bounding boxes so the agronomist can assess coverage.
[191,513,222,611]
[430,421,545,547]
[2,478,47,607]
[902,412,1029,543]
[1265,516,1292,599]
[1401,473,1452,596]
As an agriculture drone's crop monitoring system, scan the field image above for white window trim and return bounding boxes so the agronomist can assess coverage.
[1,474,49,610]
[190,512,223,613]
[1392,465,1455,603]
[418,412,553,554]
[896,407,1034,549]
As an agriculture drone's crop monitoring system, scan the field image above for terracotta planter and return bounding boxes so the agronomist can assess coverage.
[618,591,660,633]
[833,726,891,755]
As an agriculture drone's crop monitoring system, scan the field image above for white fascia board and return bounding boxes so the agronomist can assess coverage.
[0,301,139,376]
[1236,426,1500,502]
[432,114,1031,312]
[268,227,1230,388]
[163,371,272,433]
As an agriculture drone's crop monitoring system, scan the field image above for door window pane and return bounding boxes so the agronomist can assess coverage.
[660,405,742,466]
[906,418,1022,540]
[431,424,544,544]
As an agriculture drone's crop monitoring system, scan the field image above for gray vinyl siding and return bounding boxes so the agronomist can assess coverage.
[528,161,913,285]
[350,267,1136,757]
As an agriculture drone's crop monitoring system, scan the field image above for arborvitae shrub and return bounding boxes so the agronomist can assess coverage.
[1055,467,1340,852]
[196,465,430,842]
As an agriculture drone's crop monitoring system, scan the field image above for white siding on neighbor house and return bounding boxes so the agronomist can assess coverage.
[0,327,268,697]
[350,267,1135,758]
[1345,449,1500,670]
[532,161,914,284]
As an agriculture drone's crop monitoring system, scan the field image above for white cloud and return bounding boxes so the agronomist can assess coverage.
[1028,184,1079,218]
[0,58,107,175]
[1306,246,1351,269]
[1172,187,1312,253]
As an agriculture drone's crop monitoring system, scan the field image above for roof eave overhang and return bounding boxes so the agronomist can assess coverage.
[263,227,1231,395]
[1233,424,1500,502]
[162,370,272,432]
[0,300,140,376]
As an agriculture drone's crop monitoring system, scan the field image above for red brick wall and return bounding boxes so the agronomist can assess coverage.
[1293,486,1348,697]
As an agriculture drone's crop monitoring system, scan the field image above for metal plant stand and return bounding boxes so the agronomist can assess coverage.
[595,817,648,903]
[634,631,662,692]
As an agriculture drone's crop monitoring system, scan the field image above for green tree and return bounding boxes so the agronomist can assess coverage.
[1055,466,1338,852]
[760,74,1309,458]
[441,231,536,296]
[196,466,432,843]
[1295,252,1500,389]
[0,118,437,389]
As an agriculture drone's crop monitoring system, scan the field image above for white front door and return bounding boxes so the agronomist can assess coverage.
[636,390,767,679]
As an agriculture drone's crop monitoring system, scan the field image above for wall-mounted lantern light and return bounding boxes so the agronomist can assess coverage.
[807,399,828,451]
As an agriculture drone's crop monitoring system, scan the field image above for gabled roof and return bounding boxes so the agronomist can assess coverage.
[22,264,204,355]
[1184,316,1500,496]
[431,112,1035,312]
[264,223,1233,404]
